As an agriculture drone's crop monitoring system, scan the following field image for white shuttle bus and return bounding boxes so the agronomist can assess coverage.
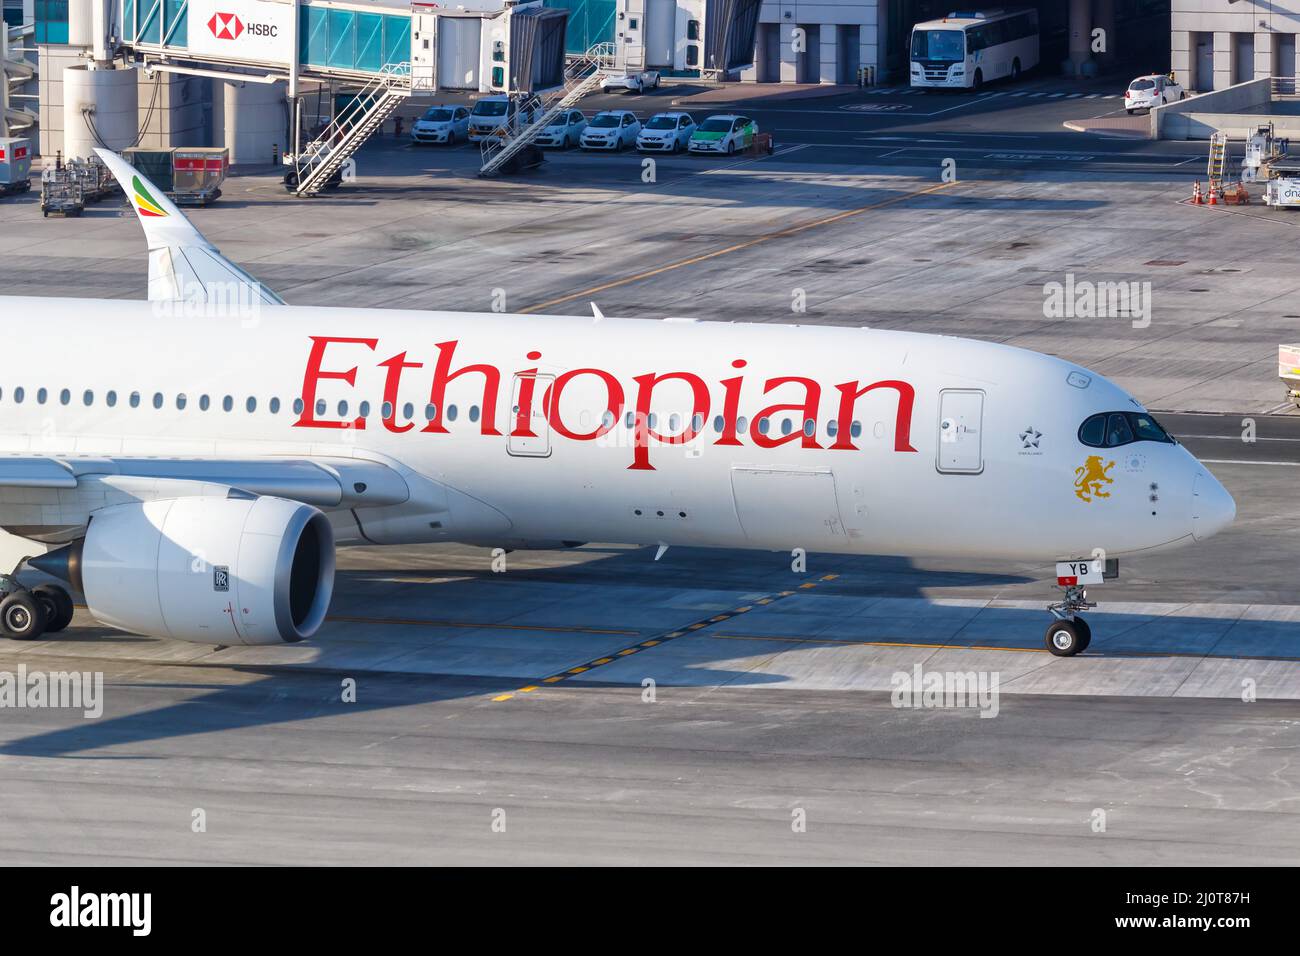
[909,9,1039,90]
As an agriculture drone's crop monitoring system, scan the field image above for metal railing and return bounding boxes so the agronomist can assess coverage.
[1271,76,1300,98]
[478,43,617,177]
[287,61,412,196]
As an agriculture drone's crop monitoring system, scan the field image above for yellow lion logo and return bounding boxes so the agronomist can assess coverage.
[1074,455,1115,502]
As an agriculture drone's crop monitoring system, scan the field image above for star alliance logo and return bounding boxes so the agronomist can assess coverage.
[1019,425,1041,449]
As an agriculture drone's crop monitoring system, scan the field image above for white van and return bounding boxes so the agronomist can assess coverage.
[468,95,538,143]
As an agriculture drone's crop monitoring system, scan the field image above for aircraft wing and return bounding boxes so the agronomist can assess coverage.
[94,148,285,307]
[0,454,410,541]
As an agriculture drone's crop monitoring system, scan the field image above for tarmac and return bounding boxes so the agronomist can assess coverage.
[1,89,1298,863]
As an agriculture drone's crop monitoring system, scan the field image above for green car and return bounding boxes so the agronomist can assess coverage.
[688,114,758,155]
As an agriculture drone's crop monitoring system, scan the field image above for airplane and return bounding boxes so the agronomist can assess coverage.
[0,148,1234,658]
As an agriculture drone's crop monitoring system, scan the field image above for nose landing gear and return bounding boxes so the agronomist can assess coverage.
[1045,585,1094,657]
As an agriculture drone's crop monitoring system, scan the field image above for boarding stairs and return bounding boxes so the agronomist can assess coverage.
[478,42,616,178]
[287,62,412,197]
[2,23,37,136]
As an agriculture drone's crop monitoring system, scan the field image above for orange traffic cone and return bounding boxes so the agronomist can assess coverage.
[1207,184,1218,205]
[1192,181,1203,204]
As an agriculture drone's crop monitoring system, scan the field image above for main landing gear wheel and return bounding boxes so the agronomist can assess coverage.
[32,584,74,633]
[0,592,46,640]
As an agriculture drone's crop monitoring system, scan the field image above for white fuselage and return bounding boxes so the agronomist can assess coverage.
[0,296,1228,563]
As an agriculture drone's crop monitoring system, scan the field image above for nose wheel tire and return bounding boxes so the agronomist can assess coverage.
[1045,618,1090,656]
[0,593,47,640]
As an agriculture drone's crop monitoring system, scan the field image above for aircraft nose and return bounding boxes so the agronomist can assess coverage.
[1192,470,1236,541]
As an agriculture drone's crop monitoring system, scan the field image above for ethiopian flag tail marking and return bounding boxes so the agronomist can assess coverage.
[132,175,168,218]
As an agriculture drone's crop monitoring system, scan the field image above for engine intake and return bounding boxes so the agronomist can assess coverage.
[34,495,334,645]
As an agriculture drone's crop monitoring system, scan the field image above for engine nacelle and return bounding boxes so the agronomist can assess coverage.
[59,495,334,645]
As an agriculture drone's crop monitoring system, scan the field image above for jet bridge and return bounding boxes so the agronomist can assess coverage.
[38,0,568,186]
[610,0,756,78]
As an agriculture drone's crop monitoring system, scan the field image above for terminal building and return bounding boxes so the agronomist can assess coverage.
[4,2,1294,163]
[1170,0,1300,90]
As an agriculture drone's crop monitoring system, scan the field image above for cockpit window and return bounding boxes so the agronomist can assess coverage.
[1079,414,1106,446]
[1131,413,1171,442]
[1079,411,1175,448]
[1106,413,1134,447]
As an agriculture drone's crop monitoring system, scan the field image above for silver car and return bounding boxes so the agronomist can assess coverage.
[535,109,588,148]
[637,112,696,153]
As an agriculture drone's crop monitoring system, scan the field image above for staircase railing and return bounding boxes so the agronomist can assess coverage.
[288,61,412,197]
[478,42,616,178]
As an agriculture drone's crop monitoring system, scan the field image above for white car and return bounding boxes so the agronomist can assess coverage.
[601,70,661,94]
[580,110,641,151]
[1125,74,1184,113]
[535,109,588,148]
[636,112,696,153]
[410,105,470,145]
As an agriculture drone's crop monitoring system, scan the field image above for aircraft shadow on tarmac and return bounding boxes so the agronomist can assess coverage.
[9,543,1300,760]
[0,550,1046,758]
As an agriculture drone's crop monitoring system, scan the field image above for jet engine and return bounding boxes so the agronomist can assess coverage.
[33,494,334,645]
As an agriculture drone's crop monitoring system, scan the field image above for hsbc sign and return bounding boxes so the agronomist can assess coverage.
[189,0,292,65]
[207,13,245,40]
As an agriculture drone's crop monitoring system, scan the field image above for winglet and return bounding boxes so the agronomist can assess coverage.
[94,148,284,306]
[591,303,604,322]
[95,147,206,246]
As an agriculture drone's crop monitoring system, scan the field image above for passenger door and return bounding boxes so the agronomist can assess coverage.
[936,389,984,474]
[508,373,553,457]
